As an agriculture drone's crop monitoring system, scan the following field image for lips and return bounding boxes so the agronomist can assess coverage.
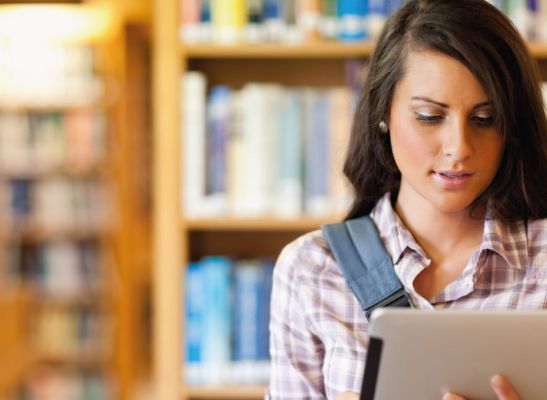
[433,170,473,189]
[437,171,472,178]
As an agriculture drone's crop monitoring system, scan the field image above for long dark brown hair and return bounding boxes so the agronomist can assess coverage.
[344,0,547,221]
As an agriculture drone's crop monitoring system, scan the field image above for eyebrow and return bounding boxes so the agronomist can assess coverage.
[410,96,490,109]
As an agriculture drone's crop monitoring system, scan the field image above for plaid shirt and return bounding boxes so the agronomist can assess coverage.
[267,193,547,399]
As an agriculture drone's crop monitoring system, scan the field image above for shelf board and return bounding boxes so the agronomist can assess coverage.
[526,41,547,58]
[180,40,547,59]
[5,227,104,243]
[39,348,108,366]
[183,385,267,399]
[184,216,343,231]
[181,40,374,58]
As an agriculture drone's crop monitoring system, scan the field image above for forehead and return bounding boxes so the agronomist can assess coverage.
[394,50,488,104]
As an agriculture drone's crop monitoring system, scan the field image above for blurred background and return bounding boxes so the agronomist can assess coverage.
[1,1,546,400]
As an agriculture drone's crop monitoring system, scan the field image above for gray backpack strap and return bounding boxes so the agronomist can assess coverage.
[322,215,411,319]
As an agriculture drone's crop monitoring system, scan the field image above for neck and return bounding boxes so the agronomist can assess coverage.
[394,195,485,262]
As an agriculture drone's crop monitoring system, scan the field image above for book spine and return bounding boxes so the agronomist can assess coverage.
[275,89,303,217]
[257,259,274,362]
[297,0,322,40]
[504,0,532,38]
[535,0,547,40]
[384,0,403,15]
[233,260,260,369]
[304,89,330,216]
[179,0,201,42]
[206,85,231,215]
[337,0,369,41]
[246,0,265,42]
[263,0,286,41]
[185,262,204,385]
[328,87,353,215]
[200,256,232,385]
[320,0,338,39]
[199,0,213,42]
[239,84,273,216]
[181,71,207,217]
[367,0,388,39]
[212,0,246,42]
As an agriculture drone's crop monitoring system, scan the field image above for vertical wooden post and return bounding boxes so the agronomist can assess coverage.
[153,0,182,399]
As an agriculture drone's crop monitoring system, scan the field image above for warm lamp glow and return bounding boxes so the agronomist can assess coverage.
[0,1,115,43]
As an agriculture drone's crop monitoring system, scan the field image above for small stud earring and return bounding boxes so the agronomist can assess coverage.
[379,120,389,133]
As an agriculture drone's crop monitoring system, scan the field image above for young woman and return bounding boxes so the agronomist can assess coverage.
[267,1,547,399]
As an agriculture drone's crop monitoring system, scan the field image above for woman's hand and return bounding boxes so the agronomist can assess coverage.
[443,374,520,400]
[335,392,359,400]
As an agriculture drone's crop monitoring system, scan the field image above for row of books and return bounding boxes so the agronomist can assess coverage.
[185,257,274,385]
[0,111,106,176]
[5,241,103,301]
[182,71,356,218]
[0,44,103,108]
[1,178,111,235]
[180,0,404,43]
[488,0,547,40]
[32,305,110,362]
[18,367,112,400]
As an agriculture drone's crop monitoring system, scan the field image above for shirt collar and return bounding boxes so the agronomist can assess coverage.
[370,193,427,265]
[370,193,529,270]
[480,207,529,270]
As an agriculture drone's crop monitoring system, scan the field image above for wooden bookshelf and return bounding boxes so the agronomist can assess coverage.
[0,349,37,397]
[183,385,267,399]
[185,216,343,231]
[153,1,547,399]
[181,41,374,58]
[0,5,152,400]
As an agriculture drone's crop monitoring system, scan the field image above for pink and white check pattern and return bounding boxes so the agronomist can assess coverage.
[267,193,547,399]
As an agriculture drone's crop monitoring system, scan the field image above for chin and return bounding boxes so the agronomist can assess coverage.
[427,193,477,215]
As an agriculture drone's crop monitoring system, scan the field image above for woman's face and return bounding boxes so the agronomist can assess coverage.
[389,50,504,216]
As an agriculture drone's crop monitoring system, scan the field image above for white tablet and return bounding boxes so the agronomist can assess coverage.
[360,308,547,400]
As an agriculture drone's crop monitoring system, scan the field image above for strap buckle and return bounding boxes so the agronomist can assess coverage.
[365,290,411,319]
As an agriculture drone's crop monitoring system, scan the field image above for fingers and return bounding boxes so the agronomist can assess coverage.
[443,393,466,400]
[490,374,520,400]
[335,392,360,400]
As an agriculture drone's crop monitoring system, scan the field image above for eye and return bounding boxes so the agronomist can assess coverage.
[472,115,494,127]
[415,112,444,126]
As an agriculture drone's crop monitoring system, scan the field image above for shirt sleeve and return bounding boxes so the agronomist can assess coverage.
[266,237,327,399]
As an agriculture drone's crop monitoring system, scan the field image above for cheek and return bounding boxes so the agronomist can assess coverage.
[390,126,433,170]
[480,136,504,172]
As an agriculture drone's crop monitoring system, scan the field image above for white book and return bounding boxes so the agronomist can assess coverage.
[44,241,82,299]
[238,84,282,216]
[0,112,32,173]
[538,0,547,41]
[227,91,245,214]
[181,71,207,217]
[34,178,74,232]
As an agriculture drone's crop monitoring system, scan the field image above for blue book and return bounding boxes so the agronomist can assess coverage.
[368,0,388,38]
[206,86,231,200]
[304,90,330,216]
[276,89,303,217]
[385,0,403,14]
[233,260,261,362]
[338,0,369,41]
[10,179,31,227]
[257,259,274,361]
[200,256,232,384]
[185,262,204,384]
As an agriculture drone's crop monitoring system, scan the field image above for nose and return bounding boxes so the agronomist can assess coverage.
[442,119,474,161]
